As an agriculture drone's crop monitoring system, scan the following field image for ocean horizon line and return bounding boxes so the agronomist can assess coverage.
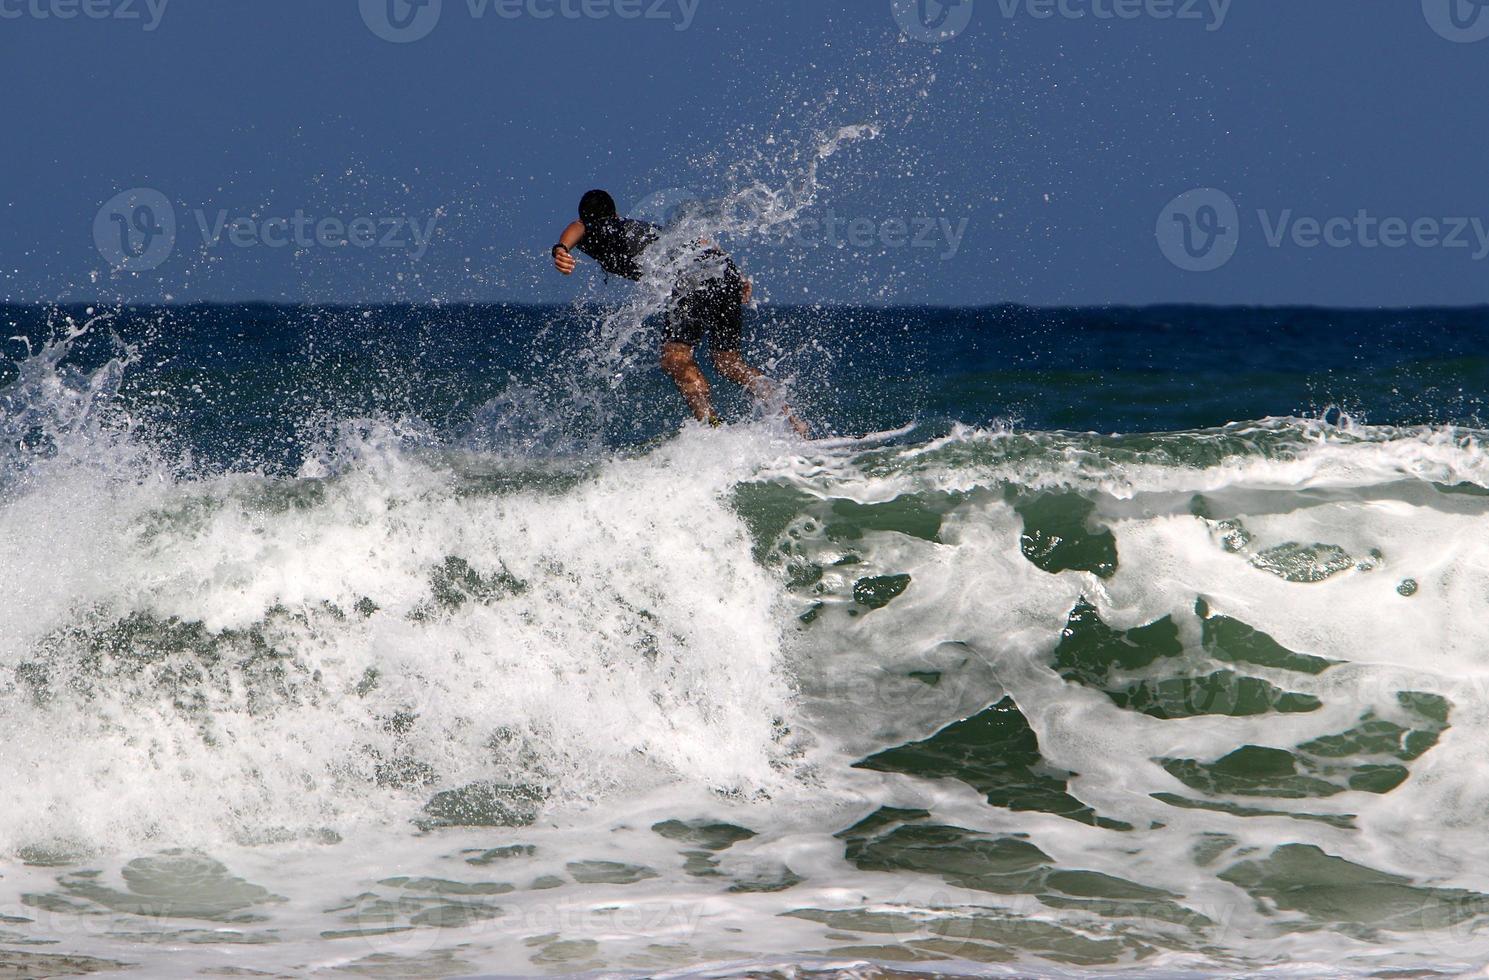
[7,300,1489,314]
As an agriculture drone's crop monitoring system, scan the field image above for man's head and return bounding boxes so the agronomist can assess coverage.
[579,190,618,225]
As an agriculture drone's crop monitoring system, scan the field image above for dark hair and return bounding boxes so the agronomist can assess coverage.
[579,189,617,225]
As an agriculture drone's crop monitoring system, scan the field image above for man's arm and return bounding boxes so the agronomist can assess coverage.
[552,220,585,275]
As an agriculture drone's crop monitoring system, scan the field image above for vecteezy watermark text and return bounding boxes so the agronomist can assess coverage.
[891,0,1229,43]
[995,0,1230,30]
[775,210,969,260]
[1259,210,1489,260]
[94,188,440,272]
[360,0,698,43]
[0,0,168,30]
[632,189,970,260]
[193,209,439,256]
[1157,188,1489,272]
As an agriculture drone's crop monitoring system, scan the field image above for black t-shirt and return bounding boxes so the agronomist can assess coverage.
[574,217,660,281]
[576,216,741,289]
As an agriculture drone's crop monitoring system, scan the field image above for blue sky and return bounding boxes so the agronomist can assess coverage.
[2,0,1487,306]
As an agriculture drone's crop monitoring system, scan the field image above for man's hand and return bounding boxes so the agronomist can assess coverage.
[553,247,576,275]
[741,278,752,304]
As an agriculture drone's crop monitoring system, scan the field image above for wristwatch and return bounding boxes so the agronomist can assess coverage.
[552,244,571,259]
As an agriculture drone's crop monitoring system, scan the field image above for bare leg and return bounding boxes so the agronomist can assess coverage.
[712,350,809,437]
[660,341,717,423]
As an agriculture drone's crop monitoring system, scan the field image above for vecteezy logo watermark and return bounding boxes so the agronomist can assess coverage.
[93,188,440,272]
[94,188,177,272]
[995,0,1231,30]
[1159,187,1489,272]
[360,0,442,43]
[362,0,698,41]
[891,0,975,42]
[1422,0,1489,42]
[1156,188,1240,272]
[0,0,169,30]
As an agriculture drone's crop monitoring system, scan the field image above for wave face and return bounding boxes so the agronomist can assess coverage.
[4,306,1489,976]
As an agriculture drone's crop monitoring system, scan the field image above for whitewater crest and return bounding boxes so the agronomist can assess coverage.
[0,331,803,854]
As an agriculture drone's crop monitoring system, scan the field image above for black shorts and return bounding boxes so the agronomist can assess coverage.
[663,276,742,352]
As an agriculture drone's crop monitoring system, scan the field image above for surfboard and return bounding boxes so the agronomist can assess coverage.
[805,422,917,450]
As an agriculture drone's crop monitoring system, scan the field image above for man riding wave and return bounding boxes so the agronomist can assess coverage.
[552,190,807,435]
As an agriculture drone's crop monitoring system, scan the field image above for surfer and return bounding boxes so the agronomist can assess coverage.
[551,190,808,436]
